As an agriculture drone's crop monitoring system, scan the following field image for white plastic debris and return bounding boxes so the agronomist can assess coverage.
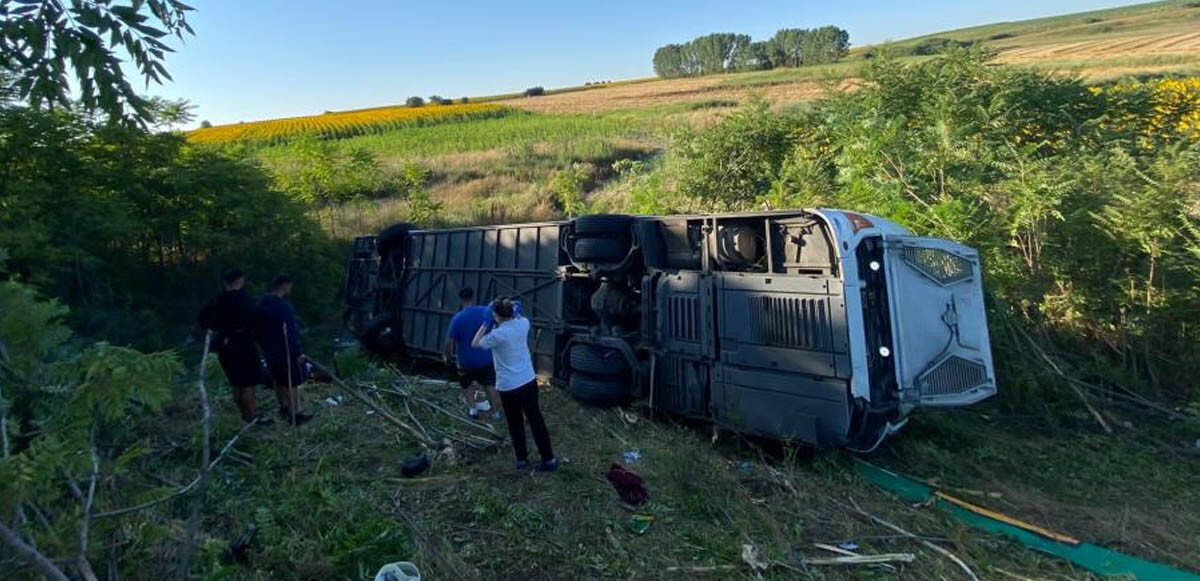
[374,561,421,581]
[622,449,642,464]
[323,397,340,407]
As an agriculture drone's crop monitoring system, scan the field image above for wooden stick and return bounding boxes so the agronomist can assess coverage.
[845,497,979,581]
[933,491,1079,545]
[812,542,898,572]
[665,565,737,573]
[804,553,915,565]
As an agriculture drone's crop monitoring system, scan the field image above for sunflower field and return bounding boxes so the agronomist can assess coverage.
[187,103,514,145]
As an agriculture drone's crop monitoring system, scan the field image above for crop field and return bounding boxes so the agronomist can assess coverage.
[187,102,513,145]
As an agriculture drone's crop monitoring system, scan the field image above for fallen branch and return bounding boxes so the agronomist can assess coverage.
[94,418,258,520]
[306,358,435,447]
[845,497,978,581]
[378,384,501,439]
[1005,312,1113,433]
[384,366,502,438]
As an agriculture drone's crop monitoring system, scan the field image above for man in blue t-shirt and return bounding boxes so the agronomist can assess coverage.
[444,287,502,419]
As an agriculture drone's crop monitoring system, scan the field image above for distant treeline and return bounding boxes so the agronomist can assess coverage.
[652,27,849,78]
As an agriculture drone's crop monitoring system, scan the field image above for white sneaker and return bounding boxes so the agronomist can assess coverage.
[473,400,492,412]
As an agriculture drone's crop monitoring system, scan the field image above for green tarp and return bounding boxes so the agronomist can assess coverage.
[854,460,1199,581]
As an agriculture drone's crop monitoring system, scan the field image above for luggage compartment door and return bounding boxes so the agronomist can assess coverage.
[882,236,996,407]
[712,273,853,445]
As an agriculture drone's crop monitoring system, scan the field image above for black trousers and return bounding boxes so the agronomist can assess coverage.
[498,380,554,462]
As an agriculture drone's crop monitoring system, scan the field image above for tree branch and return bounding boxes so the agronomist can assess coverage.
[176,330,212,576]
[92,417,257,520]
[0,335,11,459]
[77,437,100,581]
[0,520,71,581]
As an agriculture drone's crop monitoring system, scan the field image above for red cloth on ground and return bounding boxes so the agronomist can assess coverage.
[606,463,649,505]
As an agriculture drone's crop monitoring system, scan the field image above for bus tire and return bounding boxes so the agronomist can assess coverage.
[574,214,634,236]
[569,344,628,376]
[360,316,404,355]
[574,237,629,262]
[376,222,414,259]
[568,372,630,407]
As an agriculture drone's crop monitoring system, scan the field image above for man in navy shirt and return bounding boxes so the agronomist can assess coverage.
[257,275,313,426]
[445,287,502,419]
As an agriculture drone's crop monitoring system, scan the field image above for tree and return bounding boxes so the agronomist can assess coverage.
[0,0,195,124]
[769,28,805,67]
[147,96,195,131]
[732,41,772,72]
[406,96,424,107]
[199,119,211,128]
[653,43,686,78]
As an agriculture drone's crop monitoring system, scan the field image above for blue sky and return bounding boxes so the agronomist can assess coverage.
[155,0,1140,125]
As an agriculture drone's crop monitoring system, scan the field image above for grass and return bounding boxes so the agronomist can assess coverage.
[255,111,663,161]
[115,348,1200,579]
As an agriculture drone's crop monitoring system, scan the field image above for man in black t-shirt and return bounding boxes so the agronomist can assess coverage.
[198,269,272,425]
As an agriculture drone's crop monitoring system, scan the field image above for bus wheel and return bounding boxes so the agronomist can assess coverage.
[569,344,628,376]
[568,372,630,407]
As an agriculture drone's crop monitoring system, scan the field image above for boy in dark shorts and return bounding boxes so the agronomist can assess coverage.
[444,288,502,419]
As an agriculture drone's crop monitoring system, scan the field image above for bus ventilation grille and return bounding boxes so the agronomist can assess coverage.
[918,355,987,396]
[749,295,831,350]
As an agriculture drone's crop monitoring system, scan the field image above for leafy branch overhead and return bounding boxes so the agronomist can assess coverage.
[0,0,194,124]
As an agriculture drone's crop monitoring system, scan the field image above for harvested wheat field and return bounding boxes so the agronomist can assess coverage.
[998,31,1200,62]
[499,75,858,113]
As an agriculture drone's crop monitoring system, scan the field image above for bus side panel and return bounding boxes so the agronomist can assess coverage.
[397,223,565,373]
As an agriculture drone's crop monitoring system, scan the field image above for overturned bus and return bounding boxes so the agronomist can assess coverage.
[341,209,996,450]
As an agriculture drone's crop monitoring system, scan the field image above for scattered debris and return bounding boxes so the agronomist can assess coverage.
[627,513,654,535]
[740,543,770,573]
[323,397,340,407]
[606,463,649,505]
[374,561,422,581]
[738,461,753,472]
[400,453,431,478]
[622,448,642,464]
[837,540,860,552]
[811,542,897,572]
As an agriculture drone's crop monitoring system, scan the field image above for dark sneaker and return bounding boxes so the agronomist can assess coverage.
[537,458,560,472]
[515,460,530,471]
